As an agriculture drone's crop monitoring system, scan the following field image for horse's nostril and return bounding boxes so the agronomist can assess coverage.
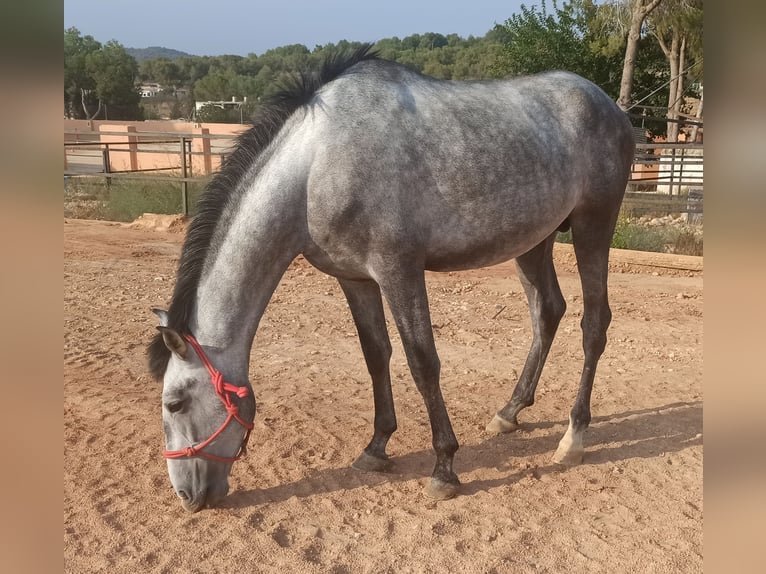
[178,489,190,500]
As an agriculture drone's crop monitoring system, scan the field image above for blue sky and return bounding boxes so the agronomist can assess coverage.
[64,0,526,56]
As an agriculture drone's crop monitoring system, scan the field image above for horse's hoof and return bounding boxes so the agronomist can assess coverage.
[424,478,460,500]
[551,446,584,466]
[485,414,519,434]
[351,451,394,473]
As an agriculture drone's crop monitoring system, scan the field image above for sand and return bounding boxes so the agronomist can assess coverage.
[65,218,702,573]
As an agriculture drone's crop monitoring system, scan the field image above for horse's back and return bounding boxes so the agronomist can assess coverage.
[317,61,632,167]
[300,61,634,273]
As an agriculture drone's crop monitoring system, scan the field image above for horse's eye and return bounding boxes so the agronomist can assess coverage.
[165,400,185,414]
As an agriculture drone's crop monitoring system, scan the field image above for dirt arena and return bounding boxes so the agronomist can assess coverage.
[64,217,703,573]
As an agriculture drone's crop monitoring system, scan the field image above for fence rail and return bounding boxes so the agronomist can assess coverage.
[64,129,703,217]
[628,142,703,195]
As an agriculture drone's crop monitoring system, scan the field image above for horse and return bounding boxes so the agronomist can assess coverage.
[148,45,635,512]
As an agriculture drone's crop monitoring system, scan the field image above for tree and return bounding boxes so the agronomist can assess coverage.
[64,27,101,119]
[64,28,142,120]
[492,0,623,95]
[128,13,691,132]
[86,40,142,119]
[175,56,210,87]
[140,57,182,90]
[401,34,422,51]
[419,33,448,50]
[616,0,664,111]
[494,1,582,76]
[626,36,671,138]
[647,0,703,140]
[195,103,234,123]
[192,69,238,102]
[372,37,403,61]
[588,1,671,136]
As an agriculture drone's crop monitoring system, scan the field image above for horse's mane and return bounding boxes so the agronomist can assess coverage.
[148,44,379,380]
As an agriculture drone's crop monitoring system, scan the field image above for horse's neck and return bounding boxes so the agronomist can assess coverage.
[192,176,305,369]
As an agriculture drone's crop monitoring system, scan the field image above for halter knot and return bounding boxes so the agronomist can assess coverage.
[161,334,254,464]
[211,371,225,395]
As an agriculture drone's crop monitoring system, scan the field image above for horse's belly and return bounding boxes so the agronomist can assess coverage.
[424,230,549,271]
[423,204,569,271]
[305,183,574,276]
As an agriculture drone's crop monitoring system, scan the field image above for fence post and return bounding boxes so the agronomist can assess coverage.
[193,127,212,174]
[669,147,676,197]
[678,146,685,197]
[180,136,189,215]
[102,145,112,188]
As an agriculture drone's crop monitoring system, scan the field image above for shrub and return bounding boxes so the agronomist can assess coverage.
[610,215,667,252]
[64,177,206,221]
[666,226,704,256]
[555,213,703,255]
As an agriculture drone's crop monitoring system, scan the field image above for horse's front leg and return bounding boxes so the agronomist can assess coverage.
[379,269,460,500]
[339,278,397,472]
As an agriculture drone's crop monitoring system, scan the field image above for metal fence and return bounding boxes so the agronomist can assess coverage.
[625,142,703,219]
[65,129,239,214]
[65,130,703,218]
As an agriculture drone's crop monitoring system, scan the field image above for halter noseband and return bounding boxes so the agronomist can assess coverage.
[162,335,254,463]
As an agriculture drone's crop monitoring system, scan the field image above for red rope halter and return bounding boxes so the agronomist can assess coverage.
[162,335,254,463]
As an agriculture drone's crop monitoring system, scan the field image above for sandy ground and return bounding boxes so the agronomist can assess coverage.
[64,218,703,573]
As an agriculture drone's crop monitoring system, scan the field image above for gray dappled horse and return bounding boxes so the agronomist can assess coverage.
[148,45,634,512]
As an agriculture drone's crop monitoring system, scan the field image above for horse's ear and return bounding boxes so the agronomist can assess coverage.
[152,308,170,327]
[156,326,188,360]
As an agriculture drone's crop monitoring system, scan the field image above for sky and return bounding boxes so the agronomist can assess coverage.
[64,0,526,57]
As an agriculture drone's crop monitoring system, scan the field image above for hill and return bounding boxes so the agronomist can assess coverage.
[126,46,194,62]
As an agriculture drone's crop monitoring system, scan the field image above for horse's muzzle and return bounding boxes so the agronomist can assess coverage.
[177,483,229,513]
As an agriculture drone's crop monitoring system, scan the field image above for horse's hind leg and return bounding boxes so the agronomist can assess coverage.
[552,212,617,465]
[487,234,566,434]
[377,269,460,500]
[338,278,397,473]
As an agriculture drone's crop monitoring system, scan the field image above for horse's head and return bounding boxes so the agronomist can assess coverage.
[152,309,255,512]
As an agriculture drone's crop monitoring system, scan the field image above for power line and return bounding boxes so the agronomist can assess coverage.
[627,58,703,112]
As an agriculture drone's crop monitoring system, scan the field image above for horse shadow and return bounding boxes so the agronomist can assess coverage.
[222,400,702,508]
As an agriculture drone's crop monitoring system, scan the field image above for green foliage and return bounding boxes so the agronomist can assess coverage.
[609,215,668,252]
[492,0,624,96]
[556,213,703,255]
[65,177,206,221]
[64,27,101,117]
[87,41,142,119]
[103,181,186,221]
[192,69,240,101]
[82,0,700,134]
[629,37,672,138]
[494,0,589,74]
[194,102,254,124]
[489,0,683,136]
[666,227,703,256]
[64,27,142,120]
[375,34,504,80]
[139,57,183,87]
[134,32,506,118]
[649,0,704,76]
[175,56,211,86]
[126,46,193,62]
